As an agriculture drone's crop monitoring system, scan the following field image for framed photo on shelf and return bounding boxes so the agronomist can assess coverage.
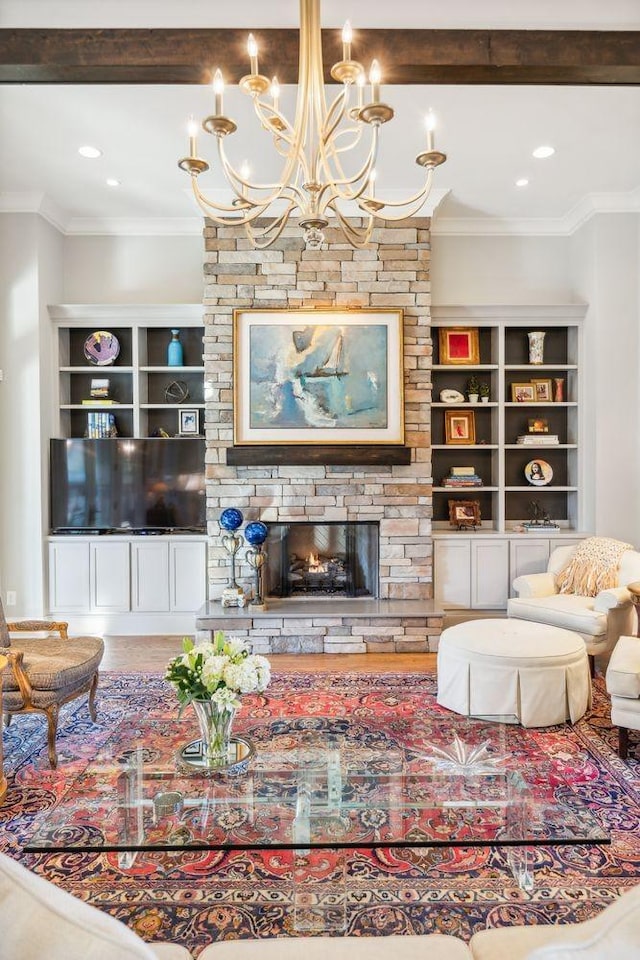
[233,308,404,445]
[528,417,549,433]
[178,408,200,435]
[511,382,536,403]
[445,409,476,445]
[439,327,480,365]
[532,379,553,402]
[448,499,481,530]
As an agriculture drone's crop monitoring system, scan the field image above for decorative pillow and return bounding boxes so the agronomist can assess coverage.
[0,853,158,960]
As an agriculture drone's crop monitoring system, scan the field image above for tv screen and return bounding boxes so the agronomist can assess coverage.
[50,439,206,533]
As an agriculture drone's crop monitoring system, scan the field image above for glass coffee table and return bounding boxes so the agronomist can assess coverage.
[25,714,609,932]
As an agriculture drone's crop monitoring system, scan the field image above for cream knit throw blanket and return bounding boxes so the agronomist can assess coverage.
[556,536,633,597]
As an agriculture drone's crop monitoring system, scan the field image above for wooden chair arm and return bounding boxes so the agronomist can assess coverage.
[4,650,35,708]
[6,620,69,640]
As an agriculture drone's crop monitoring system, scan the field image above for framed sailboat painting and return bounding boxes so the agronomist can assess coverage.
[233,309,405,445]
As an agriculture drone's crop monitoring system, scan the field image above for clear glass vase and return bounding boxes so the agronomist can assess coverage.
[191,699,236,766]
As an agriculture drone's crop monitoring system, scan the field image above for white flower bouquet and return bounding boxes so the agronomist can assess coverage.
[165,631,271,713]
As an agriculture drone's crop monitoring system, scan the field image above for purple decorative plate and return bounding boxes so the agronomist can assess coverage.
[83,331,120,366]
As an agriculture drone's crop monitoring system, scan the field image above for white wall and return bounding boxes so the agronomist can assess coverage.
[431,234,574,304]
[63,235,203,303]
[569,213,640,546]
[0,214,63,614]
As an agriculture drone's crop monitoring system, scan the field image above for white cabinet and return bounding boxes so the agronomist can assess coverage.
[48,536,207,629]
[434,539,471,608]
[49,540,91,612]
[170,541,207,612]
[90,541,130,612]
[471,540,509,608]
[434,533,587,610]
[132,542,170,612]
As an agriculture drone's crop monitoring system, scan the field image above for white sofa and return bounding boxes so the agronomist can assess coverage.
[606,633,640,758]
[508,544,640,670]
[1,853,639,960]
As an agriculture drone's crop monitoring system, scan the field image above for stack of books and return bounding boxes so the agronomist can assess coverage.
[86,412,117,438]
[517,434,559,445]
[442,466,483,488]
[522,521,561,532]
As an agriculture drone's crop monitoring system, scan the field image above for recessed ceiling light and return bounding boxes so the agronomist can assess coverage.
[78,145,102,159]
[532,145,555,159]
[515,178,529,187]
[106,178,121,187]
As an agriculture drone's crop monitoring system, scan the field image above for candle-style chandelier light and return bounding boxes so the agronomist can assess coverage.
[178,0,446,249]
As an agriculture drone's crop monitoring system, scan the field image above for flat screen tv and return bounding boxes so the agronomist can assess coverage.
[50,438,206,533]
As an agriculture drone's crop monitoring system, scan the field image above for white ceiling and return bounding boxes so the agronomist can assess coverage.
[1,1,639,236]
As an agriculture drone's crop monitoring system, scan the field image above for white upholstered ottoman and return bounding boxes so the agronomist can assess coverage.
[437,619,591,727]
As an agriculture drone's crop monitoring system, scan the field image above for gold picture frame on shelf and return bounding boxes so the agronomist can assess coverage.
[532,379,553,402]
[439,327,480,365]
[511,382,536,403]
[445,410,476,445]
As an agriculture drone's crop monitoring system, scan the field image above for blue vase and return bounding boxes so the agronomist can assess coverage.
[167,329,183,367]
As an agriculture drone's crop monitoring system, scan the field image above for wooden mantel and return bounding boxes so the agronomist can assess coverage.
[1,29,639,85]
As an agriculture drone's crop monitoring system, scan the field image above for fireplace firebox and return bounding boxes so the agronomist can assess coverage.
[265,522,379,599]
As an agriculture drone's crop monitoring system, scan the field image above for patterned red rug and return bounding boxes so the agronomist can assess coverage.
[1,671,639,956]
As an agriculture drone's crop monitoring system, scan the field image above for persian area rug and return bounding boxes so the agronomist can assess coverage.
[1,671,639,956]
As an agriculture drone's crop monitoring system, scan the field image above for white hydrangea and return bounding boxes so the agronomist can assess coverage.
[250,655,271,692]
[201,654,228,691]
[166,632,271,707]
[223,660,258,694]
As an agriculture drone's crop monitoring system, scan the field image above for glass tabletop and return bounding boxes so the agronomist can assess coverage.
[24,715,609,855]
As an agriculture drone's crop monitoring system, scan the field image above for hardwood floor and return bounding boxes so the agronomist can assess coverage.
[101,635,437,673]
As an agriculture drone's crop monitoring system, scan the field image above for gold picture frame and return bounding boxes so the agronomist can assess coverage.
[439,327,480,365]
[445,409,476,445]
[448,499,481,529]
[532,379,553,402]
[511,382,536,403]
[233,308,405,445]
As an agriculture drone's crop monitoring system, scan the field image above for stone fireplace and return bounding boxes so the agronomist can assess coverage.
[197,217,443,653]
[266,521,379,599]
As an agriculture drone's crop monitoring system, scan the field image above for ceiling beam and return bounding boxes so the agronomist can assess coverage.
[1,28,639,85]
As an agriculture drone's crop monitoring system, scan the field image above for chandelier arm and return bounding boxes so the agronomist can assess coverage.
[216,135,307,208]
[355,169,436,215]
[327,200,375,248]
[251,98,295,145]
[317,125,380,204]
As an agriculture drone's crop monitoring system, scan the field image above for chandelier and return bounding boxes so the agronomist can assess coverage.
[178,0,446,249]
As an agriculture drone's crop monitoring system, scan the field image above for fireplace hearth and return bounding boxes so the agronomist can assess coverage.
[266,522,379,599]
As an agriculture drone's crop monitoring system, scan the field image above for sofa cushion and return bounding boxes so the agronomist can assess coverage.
[606,636,640,699]
[507,595,607,637]
[0,852,165,960]
[200,934,472,960]
[0,599,10,649]
[2,637,104,693]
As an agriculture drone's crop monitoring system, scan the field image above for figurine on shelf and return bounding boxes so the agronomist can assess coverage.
[220,508,246,608]
[244,521,269,611]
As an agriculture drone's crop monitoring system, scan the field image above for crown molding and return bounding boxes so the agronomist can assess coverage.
[2,187,639,238]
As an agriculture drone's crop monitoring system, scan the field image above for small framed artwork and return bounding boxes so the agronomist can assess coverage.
[179,409,200,435]
[439,327,480,365]
[532,379,553,402]
[528,417,549,434]
[448,499,481,530]
[445,410,476,445]
[511,383,536,403]
[524,459,553,486]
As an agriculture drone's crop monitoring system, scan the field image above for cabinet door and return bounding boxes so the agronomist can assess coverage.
[434,540,471,609]
[131,542,169,612]
[471,540,509,609]
[49,541,91,612]
[170,541,207,612]
[90,542,130,612]
[509,539,550,596]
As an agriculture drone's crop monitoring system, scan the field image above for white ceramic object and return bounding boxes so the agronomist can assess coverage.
[440,389,465,403]
[528,330,546,364]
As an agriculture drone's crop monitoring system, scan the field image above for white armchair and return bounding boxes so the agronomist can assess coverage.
[508,544,640,673]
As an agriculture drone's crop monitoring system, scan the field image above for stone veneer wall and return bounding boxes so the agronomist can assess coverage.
[202,218,438,650]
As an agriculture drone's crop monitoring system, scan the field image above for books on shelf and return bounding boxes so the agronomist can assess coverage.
[86,412,118,438]
[517,435,559,445]
[522,522,561,532]
[82,399,119,405]
[450,466,476,477]
[442,472,483,487]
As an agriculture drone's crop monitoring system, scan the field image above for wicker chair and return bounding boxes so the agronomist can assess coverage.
[0,599,103,768]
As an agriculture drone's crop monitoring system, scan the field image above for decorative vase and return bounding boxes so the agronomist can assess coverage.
[468,393,479,404]
[167,329,184,367]
[527,331,546,365]
[554,377,564,402]
[192,699,236,766]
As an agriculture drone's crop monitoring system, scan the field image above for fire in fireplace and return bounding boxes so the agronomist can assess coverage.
[265,522,379,599]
